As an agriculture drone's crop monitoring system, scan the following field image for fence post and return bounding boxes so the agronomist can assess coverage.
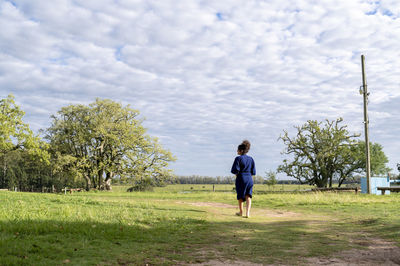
[64,187,67,195]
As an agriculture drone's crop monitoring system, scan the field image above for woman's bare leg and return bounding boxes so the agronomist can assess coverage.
[245,195,251,217]
[238,199,244,216]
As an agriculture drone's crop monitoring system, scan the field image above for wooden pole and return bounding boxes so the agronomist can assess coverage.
[361,55,372,194]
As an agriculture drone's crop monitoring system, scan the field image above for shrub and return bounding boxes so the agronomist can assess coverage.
[127,178,154,192]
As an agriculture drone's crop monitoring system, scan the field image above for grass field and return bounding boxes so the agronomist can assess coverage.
[1,184,399,265]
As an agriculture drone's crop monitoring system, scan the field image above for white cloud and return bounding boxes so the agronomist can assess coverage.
[1,0,400,176]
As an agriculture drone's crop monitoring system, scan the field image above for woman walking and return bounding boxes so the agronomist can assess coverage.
[231,140,256,218]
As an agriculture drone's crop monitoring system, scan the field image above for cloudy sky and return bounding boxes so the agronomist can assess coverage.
[1,0,400,177]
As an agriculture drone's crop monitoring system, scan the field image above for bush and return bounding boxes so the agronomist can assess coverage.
[127,178,154,192]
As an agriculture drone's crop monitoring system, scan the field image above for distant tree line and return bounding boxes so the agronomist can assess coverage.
[175,175,234,184]
[0,95,175,192]
[174,175,271,185]
[173,175,356,185]
[174,171,372,186]
[174,174,297,185]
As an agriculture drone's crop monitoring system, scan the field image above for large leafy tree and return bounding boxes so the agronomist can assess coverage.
[0,95,43,154]
[46,104,93,190]
[278,118,389,187]
[0,95,49,189]
[47,98,175,190]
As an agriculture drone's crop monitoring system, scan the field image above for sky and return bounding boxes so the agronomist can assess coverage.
[1,0,400,178]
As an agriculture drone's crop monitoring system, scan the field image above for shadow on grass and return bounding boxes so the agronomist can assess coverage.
[363,220,400,244]
[0,215,359,265]
[202,218,352,265]
[0,217,210,265]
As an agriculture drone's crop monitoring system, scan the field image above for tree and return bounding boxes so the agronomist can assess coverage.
[277,118,389,188]
[46,98,175,190]
[252,175,264,184]
[0,95,49,189]
[334,140,389,186]
[368,142,390,175]
[123,136,176,189]
[397,163,400,178]
[264,170,277,186]
[46,103,94,190]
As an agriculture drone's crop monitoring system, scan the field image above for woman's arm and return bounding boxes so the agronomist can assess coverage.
[251,158,256,176]
[231,157,240,175]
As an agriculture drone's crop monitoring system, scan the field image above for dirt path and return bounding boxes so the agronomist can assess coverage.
[189,259,263,266]
[306,237,400,265]
[179,201,400,265]
[183,201,300,218]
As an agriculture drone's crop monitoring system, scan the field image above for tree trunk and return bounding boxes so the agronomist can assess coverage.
[2,159,7,189]
[104,171,112,191]
[91,174,97,189]
[87,168,96,189]
[98,169,104,190]
[338,177,345,187]
[84,174,91,191]
[315,176,327,188]
[324,174,329,188]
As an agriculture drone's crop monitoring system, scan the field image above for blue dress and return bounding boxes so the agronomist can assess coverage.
[231,155,256,201]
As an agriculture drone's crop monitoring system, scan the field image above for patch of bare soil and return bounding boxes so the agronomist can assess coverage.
[178,249,261,266]
[254,209,300,218]
[188,259,263,266]
[188,238,400,266]
[180,201,300,218]
[306,237,400,265]
[188,202,237,208]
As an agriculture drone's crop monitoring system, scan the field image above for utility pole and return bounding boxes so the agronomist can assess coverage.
[361,55,371,194]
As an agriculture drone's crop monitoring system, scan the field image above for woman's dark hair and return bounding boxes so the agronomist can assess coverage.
[237,140,251,154]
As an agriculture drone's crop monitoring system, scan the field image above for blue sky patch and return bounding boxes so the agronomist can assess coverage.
[115,46,124,61]
[366,9,377,16]
[5,0,17,7]
[382,9,394,17]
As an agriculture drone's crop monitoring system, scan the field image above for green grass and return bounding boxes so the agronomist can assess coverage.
[0,186,399,265]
